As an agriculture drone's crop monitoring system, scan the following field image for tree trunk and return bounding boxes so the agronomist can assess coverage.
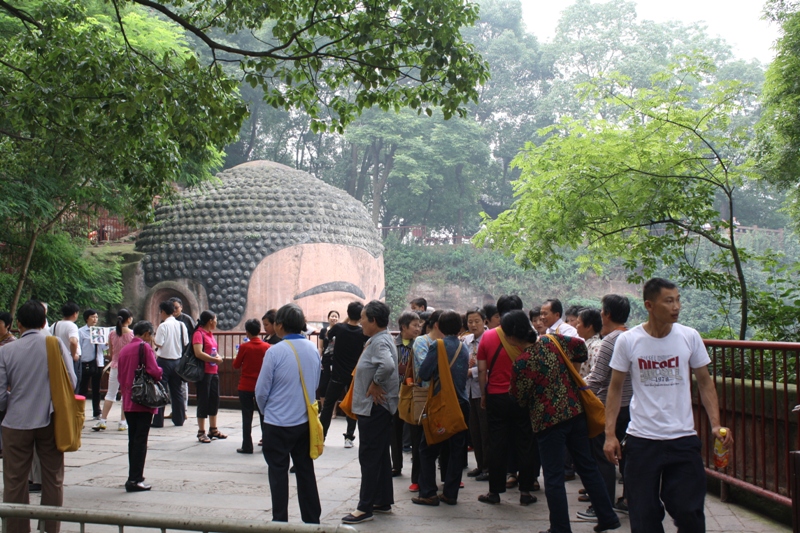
[346,144,358,196]
[728,196,748,340]
[455,163,465,239]
[243,101,260,162]
[354,146,372,202]
[371,144,396,226]
[10,230,40,316]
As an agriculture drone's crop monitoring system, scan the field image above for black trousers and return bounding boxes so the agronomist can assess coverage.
[319,377,356,440]
[624,435,706,533]
[78,362,102,417]
[356,404,394,513]
[317,359,332,400]
[238,390,264,452]
[410,423,423,484]
[262,423,321,523]
[591,405,630,503]
[72,360,82,395]
[419,401,469,500]
[390,410,405,472]
[196,373,219,419]
[125,412,153,483]
[486,392,539,494]
[468,396,490,472]
[152,358,186,427]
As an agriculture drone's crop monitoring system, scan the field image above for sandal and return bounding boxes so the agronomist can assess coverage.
[506,473,518,489]
[208,427,228,439]
[197,430,211,444]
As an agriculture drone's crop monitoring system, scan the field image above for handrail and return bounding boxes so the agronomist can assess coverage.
[703,339,800,350]
[0,504,357,533]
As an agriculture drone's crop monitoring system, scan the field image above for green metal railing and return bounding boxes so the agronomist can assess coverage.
[0,504,357,533]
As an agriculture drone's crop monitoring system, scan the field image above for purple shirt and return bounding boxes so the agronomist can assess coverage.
[118,337,163,414]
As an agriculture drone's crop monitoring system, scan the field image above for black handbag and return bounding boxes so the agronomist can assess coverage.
[131,343,171,408]
[176,343,205,383]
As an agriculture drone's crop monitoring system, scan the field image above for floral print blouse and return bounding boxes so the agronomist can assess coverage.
[580,334,603,377]
[511,334,588,434]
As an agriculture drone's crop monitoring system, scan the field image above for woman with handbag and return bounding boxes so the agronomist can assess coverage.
[505,310,620,533]
[193,311,226,443]
[117,320,163,492]
[411,310,470,506]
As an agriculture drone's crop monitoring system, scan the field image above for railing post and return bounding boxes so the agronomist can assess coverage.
[792,451,800,533]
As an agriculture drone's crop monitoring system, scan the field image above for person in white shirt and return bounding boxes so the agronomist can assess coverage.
[153,301,188,427]
[51,302,81,392]
[78,309,106,419]
[604,278,733,533]
[540,299,580,338]
[463,307,489,480]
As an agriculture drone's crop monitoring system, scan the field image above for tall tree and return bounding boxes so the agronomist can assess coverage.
[0,1,247,311]
[476,56,758,339]
[757,0,800,227]
[462,0,552,212]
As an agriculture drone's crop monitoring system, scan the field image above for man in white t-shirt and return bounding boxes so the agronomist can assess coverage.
[603,278,733,533]
[51,302,81,392]
[153,301,188,427]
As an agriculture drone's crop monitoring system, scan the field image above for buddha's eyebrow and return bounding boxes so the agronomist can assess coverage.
[294,282,365,300]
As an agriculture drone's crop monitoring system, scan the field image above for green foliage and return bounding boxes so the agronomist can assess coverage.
[0,233,122,316]
[757,1,800,229]
[0,0,246,310]
[476,54,759,338]
[0,0,246,225]
[115,0,489,133]
[385,230,799,337]
[749,253,800,342]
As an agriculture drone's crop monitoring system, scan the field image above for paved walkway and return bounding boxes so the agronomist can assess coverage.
[8,408,791,532]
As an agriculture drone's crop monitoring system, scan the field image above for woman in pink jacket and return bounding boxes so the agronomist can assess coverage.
[118,321,163,492]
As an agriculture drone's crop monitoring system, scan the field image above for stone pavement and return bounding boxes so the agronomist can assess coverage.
[9,407,791,532]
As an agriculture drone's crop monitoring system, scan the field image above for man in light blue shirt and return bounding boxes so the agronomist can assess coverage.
[78,309,106,418]
[255,303,321,524]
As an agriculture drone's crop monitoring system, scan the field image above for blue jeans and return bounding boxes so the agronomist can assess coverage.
[537,414,618,533]
[624,435,706,533]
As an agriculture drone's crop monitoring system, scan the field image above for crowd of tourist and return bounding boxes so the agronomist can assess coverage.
[0,277,734,533]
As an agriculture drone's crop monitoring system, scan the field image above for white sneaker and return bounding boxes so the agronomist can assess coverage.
[344,437,354,449]
[118,423,128,432]
[92,421,106,432]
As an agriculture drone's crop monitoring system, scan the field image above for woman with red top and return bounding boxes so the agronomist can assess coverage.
[193,311,226,443]
[233,319,270,454]
[118,320,163,492]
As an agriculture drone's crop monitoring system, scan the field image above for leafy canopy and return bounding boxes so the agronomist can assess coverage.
[0,0,247,226]
[117,0,490,132]
[0,0,247,311]
[757,0,800,227]
[476,54,758,338]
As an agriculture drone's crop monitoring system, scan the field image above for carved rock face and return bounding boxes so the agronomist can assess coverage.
[136,161,383,330]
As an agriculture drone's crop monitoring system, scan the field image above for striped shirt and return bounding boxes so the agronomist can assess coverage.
[586,329,633,406]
